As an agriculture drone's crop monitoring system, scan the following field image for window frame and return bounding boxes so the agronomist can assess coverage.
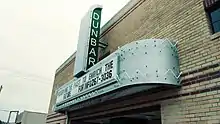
[205,1,220,34]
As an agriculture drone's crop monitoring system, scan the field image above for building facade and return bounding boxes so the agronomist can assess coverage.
[16,111,47,124]
[46,0,220,124]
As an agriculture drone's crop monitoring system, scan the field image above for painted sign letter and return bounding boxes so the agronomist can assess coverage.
[74,5,102,77]
[86,8,102,69]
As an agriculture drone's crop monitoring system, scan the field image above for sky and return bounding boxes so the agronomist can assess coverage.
[0,0,130,122]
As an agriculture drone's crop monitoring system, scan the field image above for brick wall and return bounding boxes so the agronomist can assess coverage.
[99,0,220,123]
[48,56,75,114]
[47,0,220,123]
[161,90,220,124]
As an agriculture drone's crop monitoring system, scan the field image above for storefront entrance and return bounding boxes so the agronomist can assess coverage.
[70,105,161,124]
[108,117,161,124]
[105,112,161,124]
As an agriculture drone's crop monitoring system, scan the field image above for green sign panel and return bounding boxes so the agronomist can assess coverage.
[86,8,102,69]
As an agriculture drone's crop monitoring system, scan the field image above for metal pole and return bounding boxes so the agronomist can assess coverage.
[0,85,3,94]
[65,112,69,124]
[6,111,19,124]
[15,111,19,123]
[7,111,12,124]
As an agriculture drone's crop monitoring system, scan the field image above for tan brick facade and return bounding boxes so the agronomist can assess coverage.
[48,53,75,114]
[47,0,220,123]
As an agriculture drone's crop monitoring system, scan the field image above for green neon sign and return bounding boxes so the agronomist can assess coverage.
[86,8,102,69]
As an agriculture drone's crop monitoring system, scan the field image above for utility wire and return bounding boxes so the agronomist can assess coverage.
[0,109,10,112]
[0,67,51,81]
[0,67,53,85]
[0,74,53,85]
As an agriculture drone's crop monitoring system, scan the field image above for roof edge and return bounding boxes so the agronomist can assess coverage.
[22,110,47,115]
[55,52,76,74]
[100,0,141,34]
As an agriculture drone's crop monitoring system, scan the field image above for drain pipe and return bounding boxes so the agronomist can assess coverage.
[65,111,69,124]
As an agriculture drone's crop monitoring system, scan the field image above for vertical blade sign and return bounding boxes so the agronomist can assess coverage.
[87,8,102,69]
[74,5,102,78]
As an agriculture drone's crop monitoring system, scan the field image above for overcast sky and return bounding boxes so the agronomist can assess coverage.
[0,0,130,122]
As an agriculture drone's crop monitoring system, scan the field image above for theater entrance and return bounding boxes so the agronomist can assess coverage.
[102,111,161,124]
[70,105,161,124]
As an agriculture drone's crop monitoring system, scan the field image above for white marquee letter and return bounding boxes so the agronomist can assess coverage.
[92,21,99,28]
[89,57,96,66]
[93,12,99,20]
[89,48,96,56]
[91,29,98,37]
[91,38,97,46]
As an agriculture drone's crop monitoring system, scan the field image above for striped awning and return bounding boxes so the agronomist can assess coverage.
[204,0,220,9]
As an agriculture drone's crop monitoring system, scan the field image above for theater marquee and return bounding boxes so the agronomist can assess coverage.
[54,39,181,112]
[56,57,118,105]
[53,5,181,112]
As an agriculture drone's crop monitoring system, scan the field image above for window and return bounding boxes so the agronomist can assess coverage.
[209,7,220,33]
[204,0,220,34]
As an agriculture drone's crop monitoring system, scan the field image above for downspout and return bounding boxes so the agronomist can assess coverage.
[65,111,69,124]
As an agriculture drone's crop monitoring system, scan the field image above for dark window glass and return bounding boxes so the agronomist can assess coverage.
[210,8,220,23]
[207,3,220,34]
[213,21,220,32]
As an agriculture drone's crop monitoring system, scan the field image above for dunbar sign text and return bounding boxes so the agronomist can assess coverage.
[74,5,102,77]
[87,8,102,69]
